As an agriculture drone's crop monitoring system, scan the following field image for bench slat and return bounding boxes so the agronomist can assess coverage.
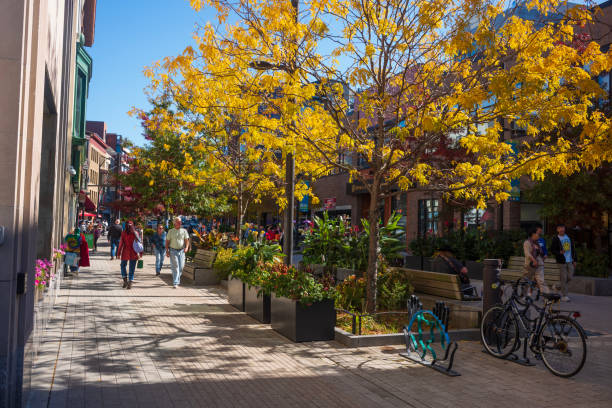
[394,267,463,300]
[410,279,461,292]
[397,268,458,283]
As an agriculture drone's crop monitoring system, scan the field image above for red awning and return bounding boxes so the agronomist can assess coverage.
[83,212,97,217]
[79,190,97,211]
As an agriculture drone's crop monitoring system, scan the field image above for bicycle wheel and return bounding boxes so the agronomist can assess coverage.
[538,315,587,377]
[481,305,519,358]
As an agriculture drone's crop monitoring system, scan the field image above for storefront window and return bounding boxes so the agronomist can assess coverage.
[464,208,485,229]
[418,199,439,236]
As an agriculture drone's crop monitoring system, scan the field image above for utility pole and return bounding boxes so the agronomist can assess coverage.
[282,0,299,266]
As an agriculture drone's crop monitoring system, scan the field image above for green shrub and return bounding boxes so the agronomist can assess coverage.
[229,242,282,283]
[301,212,350,267]
[213,247,234,280]
[143,228,155,237]
[257,262,335,304]
[335,275,367,312]
[302,212,404,271]
[575,247,609,278]
[376,267,414,311]
[409,229,524,265]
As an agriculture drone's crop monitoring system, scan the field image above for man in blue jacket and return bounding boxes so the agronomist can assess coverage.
[550,224,577,302]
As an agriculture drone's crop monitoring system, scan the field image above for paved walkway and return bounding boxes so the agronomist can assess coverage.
[29,242,612,408]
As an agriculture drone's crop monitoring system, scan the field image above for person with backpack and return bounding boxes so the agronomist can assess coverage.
[117,221,142,289]
[550,223,577,302]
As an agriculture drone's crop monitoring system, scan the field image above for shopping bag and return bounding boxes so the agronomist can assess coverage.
[133,238,144,253]
[64,252,79,267]
[137,259,144,269]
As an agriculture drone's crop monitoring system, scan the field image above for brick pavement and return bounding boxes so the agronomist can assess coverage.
[28,242,612,408]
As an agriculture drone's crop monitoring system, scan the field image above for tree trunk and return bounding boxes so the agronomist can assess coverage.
[237,182,244,245]
[365,183,380,313]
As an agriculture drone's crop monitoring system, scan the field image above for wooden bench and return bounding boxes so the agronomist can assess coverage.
[393,268,479,301]
[182,249,219,285]
[500,256,561,290]
[393,268,482,329]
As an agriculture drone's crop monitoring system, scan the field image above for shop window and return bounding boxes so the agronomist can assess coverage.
[418,199,439,236]
[464,208,485,229]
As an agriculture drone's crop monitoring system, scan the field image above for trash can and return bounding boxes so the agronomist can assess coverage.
[482,259,502,315]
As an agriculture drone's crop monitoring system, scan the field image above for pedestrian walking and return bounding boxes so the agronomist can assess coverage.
[64,227,90,275]
[108,219,123,260]
[550,224,577,302]
[93,224,101,252]
[536,224,548,258]
[135,222,144,242]
[523,228,547,294]
[165,217,190,289]
[117,221,142,289]
[150,224,167,276]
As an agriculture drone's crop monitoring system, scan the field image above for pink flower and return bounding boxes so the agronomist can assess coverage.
[34,280,39,285]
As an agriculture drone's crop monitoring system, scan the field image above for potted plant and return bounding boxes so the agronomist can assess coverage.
[262,264,336,342]
[227,241,282,313]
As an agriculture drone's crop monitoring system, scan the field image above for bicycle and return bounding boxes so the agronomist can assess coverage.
[481,277,587,377]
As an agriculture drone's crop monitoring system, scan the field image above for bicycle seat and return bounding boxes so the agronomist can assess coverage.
[541,293,561,301]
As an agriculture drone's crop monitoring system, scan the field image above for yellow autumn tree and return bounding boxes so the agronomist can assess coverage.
[148,0,612,311]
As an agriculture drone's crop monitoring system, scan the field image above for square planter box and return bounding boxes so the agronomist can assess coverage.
[245,285,271,323]
[271,295,336,342]
[227,278,245,312]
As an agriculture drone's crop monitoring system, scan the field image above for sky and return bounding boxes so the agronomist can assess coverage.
[86,0,215,147]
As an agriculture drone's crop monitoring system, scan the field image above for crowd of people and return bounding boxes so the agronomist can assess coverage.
[65,215,578,300]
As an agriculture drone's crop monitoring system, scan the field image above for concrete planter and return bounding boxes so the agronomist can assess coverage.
[334,327,480,348]
[220,279,228,290]
[227,278,245,312]
[271,295,336,342]
[568,275,612,296]
[245,285,271,323]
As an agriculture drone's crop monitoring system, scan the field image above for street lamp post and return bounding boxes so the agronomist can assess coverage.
[247,1,299,266]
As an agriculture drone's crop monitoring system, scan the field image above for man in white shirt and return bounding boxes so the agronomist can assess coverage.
[165,217,190,288]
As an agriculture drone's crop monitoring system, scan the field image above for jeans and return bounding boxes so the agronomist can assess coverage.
[154,247,165,274]
[110,238,120,257]
[121,259,137,281]
[559,263,574,296]
[169,248,185,286]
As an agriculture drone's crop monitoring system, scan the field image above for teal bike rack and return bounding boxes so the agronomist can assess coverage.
[400,295,460,376]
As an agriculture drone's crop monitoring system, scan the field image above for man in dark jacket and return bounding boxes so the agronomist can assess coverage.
[550,224,577,302]
[108,219,123,260]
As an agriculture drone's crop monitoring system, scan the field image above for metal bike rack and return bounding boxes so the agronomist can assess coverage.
[400,295,460,376]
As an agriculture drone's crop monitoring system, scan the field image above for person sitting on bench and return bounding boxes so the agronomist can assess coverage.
[437,246,478,298]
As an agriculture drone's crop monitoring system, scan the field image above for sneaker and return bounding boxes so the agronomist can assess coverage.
[173,284,178,289]
[156,272,160,276]
[561,296,570,302]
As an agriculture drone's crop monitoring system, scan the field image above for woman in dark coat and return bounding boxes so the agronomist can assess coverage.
[117,222,142,289]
